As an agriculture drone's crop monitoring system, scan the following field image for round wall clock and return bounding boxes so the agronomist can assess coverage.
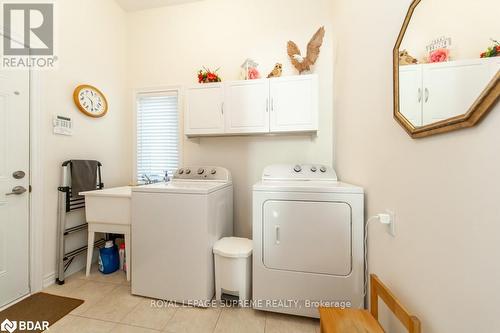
[73,84,108,118]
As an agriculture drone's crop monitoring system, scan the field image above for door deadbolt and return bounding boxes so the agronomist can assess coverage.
[12,171,26,179]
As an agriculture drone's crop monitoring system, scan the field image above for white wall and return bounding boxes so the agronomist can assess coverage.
[41,0,131,281]
[127,0,335,237]
[400,0,499,62]
[333,0,500,332]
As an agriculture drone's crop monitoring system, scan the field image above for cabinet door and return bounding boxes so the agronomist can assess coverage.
[269,74,318,132]
[399,65,423,126]
[185,84,224,136]
[422,60,492,125]
[224,79,270,134]
[262,200,351,276]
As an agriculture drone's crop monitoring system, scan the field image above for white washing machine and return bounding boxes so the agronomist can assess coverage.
[253,164,364,318]
[131,166,233,304]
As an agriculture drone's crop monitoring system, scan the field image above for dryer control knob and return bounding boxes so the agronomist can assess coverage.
[293,165,302,173]
[197,168,205,175]
[178,168,184,175]
[320,166,327,173]
[210,169,217,175]
[185,169,191,175]
[311,166,317,172]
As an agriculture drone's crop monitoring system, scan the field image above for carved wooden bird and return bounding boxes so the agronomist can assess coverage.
[287,26,325,74]
[267,63,283,78]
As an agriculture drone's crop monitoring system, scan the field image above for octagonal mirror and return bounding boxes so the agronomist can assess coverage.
[393,0,499,138]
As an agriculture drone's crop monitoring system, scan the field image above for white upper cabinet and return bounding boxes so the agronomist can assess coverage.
[398,58,496,127]
[399,65,423,126]
[185,83,224,136]
[269,75,318,133]
[184,75,318,137]
[224,79,270,134]
[422,60,493,125]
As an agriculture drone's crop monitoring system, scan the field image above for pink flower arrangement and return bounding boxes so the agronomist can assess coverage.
[429,48,449,63]
[247,67,261,80]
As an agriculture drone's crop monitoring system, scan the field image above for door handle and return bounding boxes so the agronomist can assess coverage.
[417,88,422,103]
[271,98,274,112]
[424,88,429,103]
[6,186,27,196]
[221,102,224,115]
[266,98,269,112]
[275,225,280,245]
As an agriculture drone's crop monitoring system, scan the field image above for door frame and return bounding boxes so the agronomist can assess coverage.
[30,70,43,293]
[0,28,44,299]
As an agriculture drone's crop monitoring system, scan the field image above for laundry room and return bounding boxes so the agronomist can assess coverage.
[0,0,499,332]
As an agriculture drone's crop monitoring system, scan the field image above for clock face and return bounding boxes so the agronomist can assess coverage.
[73,85,108,117]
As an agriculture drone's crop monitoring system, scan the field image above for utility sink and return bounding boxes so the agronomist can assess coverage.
[79,186,132,225]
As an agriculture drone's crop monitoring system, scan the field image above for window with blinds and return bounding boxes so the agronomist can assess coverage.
[136,91,179,184]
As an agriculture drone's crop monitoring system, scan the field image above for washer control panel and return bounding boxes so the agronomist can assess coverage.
[173,166,231,182]
[262,164,338,181]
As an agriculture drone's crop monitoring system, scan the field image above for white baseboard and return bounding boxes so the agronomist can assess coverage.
[42,254,92,289]
[0,294,31,312]
[42,272,56,289]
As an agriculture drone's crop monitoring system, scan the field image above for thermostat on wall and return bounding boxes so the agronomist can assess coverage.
[53,115,73,136]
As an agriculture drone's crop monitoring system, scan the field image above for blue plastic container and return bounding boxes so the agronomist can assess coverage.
[98,244,119,274]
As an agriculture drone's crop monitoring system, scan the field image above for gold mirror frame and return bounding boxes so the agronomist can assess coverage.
[393,0,500,139]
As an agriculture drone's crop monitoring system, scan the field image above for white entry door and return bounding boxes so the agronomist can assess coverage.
[0,69,30,307]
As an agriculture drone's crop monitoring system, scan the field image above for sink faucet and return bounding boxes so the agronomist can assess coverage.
[142,174,152,184]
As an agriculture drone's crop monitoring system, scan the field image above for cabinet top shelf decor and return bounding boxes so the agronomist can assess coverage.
[185,74,319,138]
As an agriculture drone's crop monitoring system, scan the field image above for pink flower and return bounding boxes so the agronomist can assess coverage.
[429,48,449,63]
[247,67,260,80]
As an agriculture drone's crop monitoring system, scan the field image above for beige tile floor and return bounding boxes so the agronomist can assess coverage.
[43,268,320,333]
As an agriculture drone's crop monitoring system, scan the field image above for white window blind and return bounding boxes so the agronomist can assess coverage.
[136,91,179,183]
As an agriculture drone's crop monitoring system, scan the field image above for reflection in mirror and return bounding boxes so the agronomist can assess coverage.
[398,0,499,128]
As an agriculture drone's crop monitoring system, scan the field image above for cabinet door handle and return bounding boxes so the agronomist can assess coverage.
[271,98,274,112]
[266,98,269,112]
[275,225,280,245]
[424,88,429,103]
[417,88,422,103]
[221,102,224,115]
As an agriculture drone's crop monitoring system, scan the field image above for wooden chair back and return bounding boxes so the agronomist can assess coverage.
[370,274,421,333]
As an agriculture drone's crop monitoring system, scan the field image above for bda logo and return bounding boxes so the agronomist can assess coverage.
[0,319,17,333]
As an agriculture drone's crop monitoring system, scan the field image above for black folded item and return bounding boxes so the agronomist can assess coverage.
[70,160,99,198]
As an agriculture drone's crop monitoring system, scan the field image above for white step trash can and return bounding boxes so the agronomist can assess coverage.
[213,237,253,302]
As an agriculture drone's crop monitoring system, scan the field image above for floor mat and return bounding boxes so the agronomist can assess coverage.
[0,292,83,332]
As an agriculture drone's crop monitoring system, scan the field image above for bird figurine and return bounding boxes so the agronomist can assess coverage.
[399,49,418,65]
[287,26,325,74]
[267,63,283,78]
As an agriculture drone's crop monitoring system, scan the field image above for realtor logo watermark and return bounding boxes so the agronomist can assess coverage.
[2,2,57,69]
[1,318,49,332]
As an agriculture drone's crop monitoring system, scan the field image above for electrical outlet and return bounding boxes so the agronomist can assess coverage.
[385,209,395,237]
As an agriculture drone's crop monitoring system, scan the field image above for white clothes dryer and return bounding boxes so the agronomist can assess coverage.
[252,164,364,318]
